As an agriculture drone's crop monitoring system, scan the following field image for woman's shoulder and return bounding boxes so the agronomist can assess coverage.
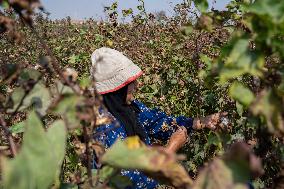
[95,107,127,146]
[132,99,143,106]
[96,107,118,128]
[132,100,161,113]
[132,100,148,111]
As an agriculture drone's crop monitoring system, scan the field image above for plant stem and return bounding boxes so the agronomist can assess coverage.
[29,25,82,96]
[0,116,17,157]
[83,124,93,187]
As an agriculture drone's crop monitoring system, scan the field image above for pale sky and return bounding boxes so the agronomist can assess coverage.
[41,0,231,20]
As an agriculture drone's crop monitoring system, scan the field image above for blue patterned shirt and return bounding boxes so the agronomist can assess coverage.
[94,100,193,189]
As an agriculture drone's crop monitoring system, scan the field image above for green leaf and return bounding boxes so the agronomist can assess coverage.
[182,25,193,35]
[102,136,193,188]
[51,81,74,95]
[1,1,9,9]
[96,166,133,189]
[46,120,67,167]
[236,101,244,116]
[192,159,247,189]
[19,68,41,82]
[109,174,132,189]
[95,34,104,43]
[226,39,249,64]
[93,166,133,188]
[219,39,264,84]
[79,76,91,89]
[137,5,144,11]
[111,2,118,10]
[197,15,213,31]
[97,166,117,181]
[60,183,78,189]
[229,81,255,107]
[200,54,212,70]
[193,0,209,13]
[2,112,67,189]
[207,132,220,146]
[9,121,25,134]
[277,76,284,96]
[248,0,284,24]
[251,89,284,135]
[52,94,82,129]
[0,63,18,81]
[7,82,51,116]
[68,54,79,64]
[122,8,133,17]
[192,142,262,189]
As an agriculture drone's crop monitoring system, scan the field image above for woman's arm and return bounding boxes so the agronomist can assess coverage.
[165,126,188,153]
[165,113,228,153]
[133,100,193,141]
[192,112,228,130]
[134,101,228,152]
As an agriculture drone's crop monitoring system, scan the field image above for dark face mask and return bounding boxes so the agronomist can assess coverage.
[102,84,147,142]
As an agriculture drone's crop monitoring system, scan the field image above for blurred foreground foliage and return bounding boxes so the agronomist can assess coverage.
[0,0,284,188]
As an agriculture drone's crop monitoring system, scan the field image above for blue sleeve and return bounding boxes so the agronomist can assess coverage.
[134,101,193,141]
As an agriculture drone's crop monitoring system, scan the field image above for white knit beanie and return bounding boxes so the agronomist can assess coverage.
[91,47,142,94]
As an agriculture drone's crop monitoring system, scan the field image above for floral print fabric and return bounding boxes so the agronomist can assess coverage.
[94,100,193,189]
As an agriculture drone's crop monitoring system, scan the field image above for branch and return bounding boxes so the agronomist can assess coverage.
[0,115,17,157]
[194,31,203,117]
[83,123,94,187]
[28,25,82,96]
[11,75,42,116]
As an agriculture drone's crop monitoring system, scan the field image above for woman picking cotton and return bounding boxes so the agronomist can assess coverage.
[91,47,227,189]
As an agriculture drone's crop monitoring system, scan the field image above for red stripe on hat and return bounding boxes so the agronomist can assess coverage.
[99,71,143,94]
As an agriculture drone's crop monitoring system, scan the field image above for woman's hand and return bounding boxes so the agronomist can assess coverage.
[193,112,228,130]
[166,126,188,153]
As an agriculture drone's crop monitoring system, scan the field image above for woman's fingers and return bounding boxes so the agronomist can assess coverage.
[212,112,228,123]
[177,126,187,137]
[181,126,187,132]
[177,126,187,132]
[211,112,229,130]
[220,112,228,116]
[167,127,189,153]
[211,115,219,125]
[177,126,188,139]
[195,112,229,130]
[207,122,216,130]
